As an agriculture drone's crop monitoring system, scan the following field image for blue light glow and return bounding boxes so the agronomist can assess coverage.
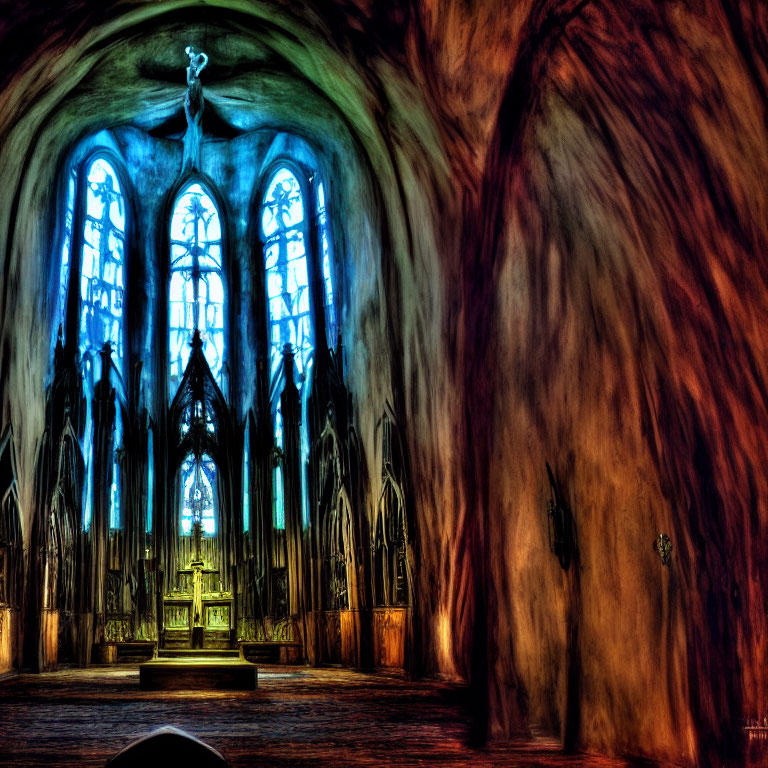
[146,427,154,534]
[168,182,225,398]
[79,158,125,376]
[273,464,285,530]
[109,405,122,529]
[262,168,313,382]
[262,168,315,531]
[316,182,337,347]
[242,422,250,534]
[179,453,217,536]
[58,168,77,335]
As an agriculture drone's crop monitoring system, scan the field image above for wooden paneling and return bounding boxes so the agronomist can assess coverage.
[372,607,407,669]
[0,607,12,673]
[339,608,366,668]
[40,609,58,672]
[320,610,341,664]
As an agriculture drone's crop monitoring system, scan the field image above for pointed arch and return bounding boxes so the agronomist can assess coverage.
[168,179,226,400]
[260,163,315,530]
[78,154,128,379]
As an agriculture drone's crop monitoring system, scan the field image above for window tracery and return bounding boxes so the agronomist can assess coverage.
[179,452,217,536]
[262,167,315,530]
[262,168,313,381]
[168,182,225,398]
[79,158,125,376]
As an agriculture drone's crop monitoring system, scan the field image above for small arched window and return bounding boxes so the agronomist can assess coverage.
[242,420,250,534]
[109,410,122,530]
[168,181,225,398]
[146,426,154,534]
[179,452,217,536]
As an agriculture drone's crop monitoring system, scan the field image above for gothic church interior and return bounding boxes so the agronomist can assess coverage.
[0,1,767,766]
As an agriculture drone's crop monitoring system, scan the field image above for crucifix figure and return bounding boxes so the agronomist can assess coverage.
[183,46,208,172]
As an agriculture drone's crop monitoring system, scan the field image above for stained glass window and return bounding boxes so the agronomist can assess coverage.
[242,422,250,534]
[262,167,315,530]
[146,427,154,534]
[79,158,125,375]
[179,453,217,536]
[262,168,313,381]
[273,408,285,530]
[58,168,77,334]
[82,358,95,532]
[75,157,125,531]
[316,181,337,347]
[109,406,122,529]
[169,182,225,397]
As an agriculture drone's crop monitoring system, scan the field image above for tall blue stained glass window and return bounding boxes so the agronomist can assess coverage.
[168,182,225,397]
[262,167,314,529]
[79,158,125,375]
[316,181,337,348]
[179,452,217,536]
[262,168,313,380]
[76,156,126,530]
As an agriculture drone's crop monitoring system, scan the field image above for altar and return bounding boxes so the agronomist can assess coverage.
[162,515,233,650]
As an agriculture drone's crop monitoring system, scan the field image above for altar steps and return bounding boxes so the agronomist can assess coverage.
[140,648,257,691]
[139,658,257,691]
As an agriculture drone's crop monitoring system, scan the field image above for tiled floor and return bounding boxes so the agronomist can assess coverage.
[0,665,682,766]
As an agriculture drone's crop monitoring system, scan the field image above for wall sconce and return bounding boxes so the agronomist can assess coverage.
[546,462,573,571]
[654,533,672,565]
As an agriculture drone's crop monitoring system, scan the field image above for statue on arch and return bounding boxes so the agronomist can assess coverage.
[183,47,208,172]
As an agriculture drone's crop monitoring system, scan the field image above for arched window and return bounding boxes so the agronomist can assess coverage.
[57,168,77,335]
[262,168,313,379]
[79,157,126,376]
[168,182,225,398]
[75,155,127,531]
[179,452,217,536]
[316,181,337,348]
[261,167,314,530]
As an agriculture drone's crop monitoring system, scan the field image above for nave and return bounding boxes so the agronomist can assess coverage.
[0,664,685,768]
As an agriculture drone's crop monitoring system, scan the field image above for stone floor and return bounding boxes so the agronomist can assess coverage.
[0,665,688,766]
